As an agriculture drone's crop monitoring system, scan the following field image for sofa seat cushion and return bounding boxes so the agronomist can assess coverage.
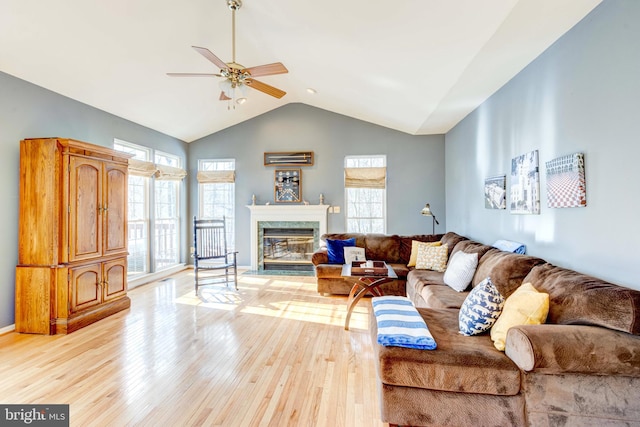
[406,269,446,304]
[421,284,469,309]
[372,308,521,395]
[388,263,410,279]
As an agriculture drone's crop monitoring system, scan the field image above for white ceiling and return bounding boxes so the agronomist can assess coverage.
[0,0,601,143]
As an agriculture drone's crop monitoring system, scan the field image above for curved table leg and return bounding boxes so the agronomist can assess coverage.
[344,277,392,330]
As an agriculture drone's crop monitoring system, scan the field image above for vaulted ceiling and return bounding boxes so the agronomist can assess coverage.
[0,0,601,142]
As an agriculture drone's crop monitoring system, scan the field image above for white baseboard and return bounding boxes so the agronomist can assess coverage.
[128,264,188,289]
[0,324,15,335]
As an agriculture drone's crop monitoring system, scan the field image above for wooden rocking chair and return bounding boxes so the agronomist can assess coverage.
[193,216,238,294]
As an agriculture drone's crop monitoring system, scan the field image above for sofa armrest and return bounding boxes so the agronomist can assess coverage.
[505,324,640,376]
[311,248,329,266]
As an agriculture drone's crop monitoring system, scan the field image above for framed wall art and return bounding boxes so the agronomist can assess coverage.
[510,150,540,214]
[484,175,506,209]
[274,169,301,203]
[264,152,314,166]
[546,152,586,208]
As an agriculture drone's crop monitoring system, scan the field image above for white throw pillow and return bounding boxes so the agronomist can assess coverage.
[443,251,479,292]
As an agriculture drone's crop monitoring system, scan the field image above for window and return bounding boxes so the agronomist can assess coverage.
[198,159,235,250]
[154,151,181,271]
[344,155,387,233]
[114,140,185,276]
[114,140,151,276]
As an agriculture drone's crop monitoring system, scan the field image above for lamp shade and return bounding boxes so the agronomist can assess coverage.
[421,203,434,216]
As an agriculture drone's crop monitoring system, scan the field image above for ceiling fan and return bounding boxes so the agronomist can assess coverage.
[167,0,288,105]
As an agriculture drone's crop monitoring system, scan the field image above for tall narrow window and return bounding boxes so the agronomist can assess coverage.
[344,155,387,233]
[114,140,151,276]
[198,159,236,250]
[154,151,182,271]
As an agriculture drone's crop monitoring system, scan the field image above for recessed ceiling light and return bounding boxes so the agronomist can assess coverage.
[306,88,317,94]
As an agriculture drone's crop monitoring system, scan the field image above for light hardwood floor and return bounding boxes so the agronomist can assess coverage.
[0,269,384,427]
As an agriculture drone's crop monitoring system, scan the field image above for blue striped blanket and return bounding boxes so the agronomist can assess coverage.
[372,296,437,350]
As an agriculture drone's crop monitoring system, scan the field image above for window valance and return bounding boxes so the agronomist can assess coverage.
[128,159,157,177]
[197,170,236,184]
[155,164,187,181]
[344,167,386,189]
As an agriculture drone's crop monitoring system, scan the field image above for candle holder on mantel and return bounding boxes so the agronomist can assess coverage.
[251,194,256,205]
[319,193,325,205]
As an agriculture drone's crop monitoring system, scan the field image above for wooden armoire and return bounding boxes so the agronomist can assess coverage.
[16,138,132,334]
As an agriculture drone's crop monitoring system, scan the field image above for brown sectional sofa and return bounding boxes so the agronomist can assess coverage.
[311,233,443,295]
[314,231,640,426]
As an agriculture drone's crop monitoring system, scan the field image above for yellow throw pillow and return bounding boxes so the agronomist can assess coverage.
[490,282,549,351]
[408,240,442,267]
[415,244,449,272]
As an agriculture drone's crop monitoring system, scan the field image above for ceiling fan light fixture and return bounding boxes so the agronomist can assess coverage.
[236,97,247,104]
[306,88,317,94]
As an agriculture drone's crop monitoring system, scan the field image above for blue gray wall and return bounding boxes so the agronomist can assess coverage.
[188,104,446,266]
[0,71,188,329]
[445,0,640,289]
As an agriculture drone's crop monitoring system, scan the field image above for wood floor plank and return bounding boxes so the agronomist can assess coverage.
[0,269,384,426]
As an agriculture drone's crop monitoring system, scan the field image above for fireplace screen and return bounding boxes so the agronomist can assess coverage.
[263,228,314,271]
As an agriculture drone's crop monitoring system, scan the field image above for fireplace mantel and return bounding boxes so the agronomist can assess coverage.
[247,205,329,270]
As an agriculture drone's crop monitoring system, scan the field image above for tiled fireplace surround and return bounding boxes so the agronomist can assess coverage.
[247,205,329,271]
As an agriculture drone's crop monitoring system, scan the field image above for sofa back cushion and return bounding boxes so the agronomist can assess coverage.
[472,250,545,298]
[399,234,443,264]
[440,232,468,257]
[450,240,494,263]
[321,233,366,248]
[364,234,401,263]
[523,263,640,335]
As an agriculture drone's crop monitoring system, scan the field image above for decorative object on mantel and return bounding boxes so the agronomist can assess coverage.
[484,175,506,209]
[510,150,540,214]
[274,169,301,203]
[264,151,314,166]
[420,203,440,235]
[546,152,586,208]
[251,194,256,205]
[319,193,325,205]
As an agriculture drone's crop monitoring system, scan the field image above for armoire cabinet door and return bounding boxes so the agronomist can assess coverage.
[69,263,101,313]
[103,163,128,256]
[69,157,103,262]
[103,258,127,301]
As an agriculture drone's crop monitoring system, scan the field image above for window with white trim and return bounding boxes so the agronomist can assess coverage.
[198,159,235,250]
[154,151,181,271]
[114,139,150,276]
[344,155,387,233]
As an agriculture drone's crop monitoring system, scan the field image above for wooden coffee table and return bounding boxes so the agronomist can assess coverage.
[342,262,398,330]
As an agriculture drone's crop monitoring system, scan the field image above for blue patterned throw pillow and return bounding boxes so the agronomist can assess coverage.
[458,277,505,336]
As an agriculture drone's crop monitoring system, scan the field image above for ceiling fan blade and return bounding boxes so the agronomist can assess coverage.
[166,73,221,77]
[244,62,288,77]
[192,46,229,71]
[246,79,286,99]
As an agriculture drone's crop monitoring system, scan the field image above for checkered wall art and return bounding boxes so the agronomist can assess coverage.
[545,152,586,208]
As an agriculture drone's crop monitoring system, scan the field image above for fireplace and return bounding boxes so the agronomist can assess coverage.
[247,205,329,271]
[262,226,315,271]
